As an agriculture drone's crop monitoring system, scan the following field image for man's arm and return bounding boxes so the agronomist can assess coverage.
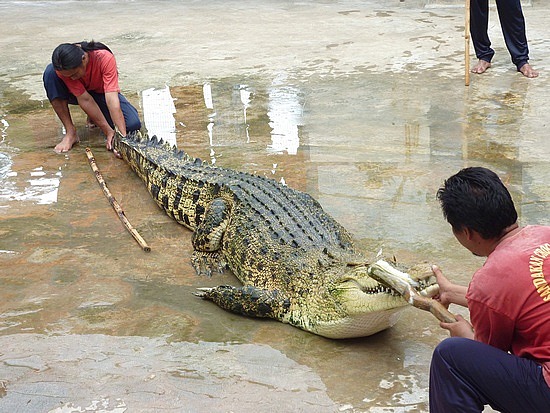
[430,265,474,337]
[432,265,469,307]
[99,52,126,146]
[105,91,126,137]
[440,314,475,339]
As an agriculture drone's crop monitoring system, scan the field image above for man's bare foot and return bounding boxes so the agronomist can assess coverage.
[471,60,491,74]
[519,63,539,78]
[54,134,80,153]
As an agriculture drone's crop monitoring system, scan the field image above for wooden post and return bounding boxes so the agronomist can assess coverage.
[85,147,151,252]
[465,0,471,86]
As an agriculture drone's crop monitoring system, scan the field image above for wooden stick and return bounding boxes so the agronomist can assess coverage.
[465,0,471,86]
[85,147,151,252]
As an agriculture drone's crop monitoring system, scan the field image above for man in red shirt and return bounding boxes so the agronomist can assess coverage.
[43,41,141,153]
[429,167,550,412]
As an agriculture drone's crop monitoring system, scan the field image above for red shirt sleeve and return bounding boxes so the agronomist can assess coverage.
[97,51,120,93]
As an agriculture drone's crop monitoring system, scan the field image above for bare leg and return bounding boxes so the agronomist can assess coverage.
[50,98,80,153]
[519,63,539,78]
[471,59,491,74]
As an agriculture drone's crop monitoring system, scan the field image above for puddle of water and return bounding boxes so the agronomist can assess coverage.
[2,70,550,411]
[0,76,446,412]
[3,73,546,412]
[0,334,337,412]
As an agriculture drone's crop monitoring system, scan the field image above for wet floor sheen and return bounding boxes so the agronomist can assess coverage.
[1,1,550,412]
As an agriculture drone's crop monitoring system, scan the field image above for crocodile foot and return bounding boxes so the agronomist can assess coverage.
[194,285,290,318]
[191,251,227,276]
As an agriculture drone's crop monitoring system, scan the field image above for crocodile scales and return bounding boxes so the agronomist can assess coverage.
[113,130,437,338]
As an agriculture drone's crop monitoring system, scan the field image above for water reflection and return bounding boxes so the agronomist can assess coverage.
[188,78,303,157]
[239,84,252,143]
[135,80,304,169]
[1,117,8,143]
[0,153,62,206]
[141,85,177,146]
[267,74,303,155]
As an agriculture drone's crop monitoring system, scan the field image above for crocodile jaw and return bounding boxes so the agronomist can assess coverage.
[312,306,408,339]
[318,287,409,338]
[310,265,438,339]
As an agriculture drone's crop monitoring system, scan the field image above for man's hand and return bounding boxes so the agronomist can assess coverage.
[440,314,474,339]
[105,130,122,158]
[431,265,469,308]
[432,265,454,308]
[105,129,115,151]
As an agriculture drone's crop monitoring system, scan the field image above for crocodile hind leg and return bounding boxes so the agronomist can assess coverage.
[196,285,291,319]
[191,197,231,276]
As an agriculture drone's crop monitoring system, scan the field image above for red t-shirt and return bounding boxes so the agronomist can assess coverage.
[56,49,120,97]
[466,225,550,386]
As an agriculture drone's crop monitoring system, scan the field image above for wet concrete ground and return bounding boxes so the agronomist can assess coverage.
[1,0,549,412]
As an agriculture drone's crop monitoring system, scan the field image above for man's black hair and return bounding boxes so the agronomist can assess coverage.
[52,40,113,71]
[436,167,518,239]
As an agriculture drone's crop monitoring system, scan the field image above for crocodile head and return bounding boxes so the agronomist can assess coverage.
[308,263,438,339]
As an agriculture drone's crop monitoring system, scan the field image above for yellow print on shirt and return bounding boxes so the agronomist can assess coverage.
[529,243,550,302]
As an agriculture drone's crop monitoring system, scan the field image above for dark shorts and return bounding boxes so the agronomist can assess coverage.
[43,63,141,132]
[430,337,550,413]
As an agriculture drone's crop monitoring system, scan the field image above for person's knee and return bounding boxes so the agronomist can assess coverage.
[433,337,469,365]
[43,64,73,102]
[44,63,57,77]
[43,64,56,92]
[119,96,141,132]
[433,337,484,378]
[126,117,142,132]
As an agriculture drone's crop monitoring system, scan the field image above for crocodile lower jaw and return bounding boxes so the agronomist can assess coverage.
[311,307,408,339]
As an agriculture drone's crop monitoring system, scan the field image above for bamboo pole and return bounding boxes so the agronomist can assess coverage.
[85,147,151,252]
[465,0,471,86]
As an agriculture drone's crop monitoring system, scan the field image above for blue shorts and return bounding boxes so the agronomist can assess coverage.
[43,63,141,132]
[430,337,550,413]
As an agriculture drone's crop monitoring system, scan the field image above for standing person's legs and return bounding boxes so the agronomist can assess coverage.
[470,0,494,73]
[88,92,141,133]
[495,0,528,69]
[430,337,550,413]
[43,63,80,152]
[495,0,537,77]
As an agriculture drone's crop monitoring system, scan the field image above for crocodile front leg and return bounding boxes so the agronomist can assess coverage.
[196,285,291,319]
[191,197,231,276]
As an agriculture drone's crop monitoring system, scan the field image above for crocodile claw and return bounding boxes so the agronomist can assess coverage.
[191,252,227,277]
[194,287,214,298]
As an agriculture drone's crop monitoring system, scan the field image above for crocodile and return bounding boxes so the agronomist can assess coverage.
[112,130,438,338]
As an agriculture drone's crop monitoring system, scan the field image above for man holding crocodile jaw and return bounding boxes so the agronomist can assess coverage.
[43,40,141,153]
[428,167,550,412]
